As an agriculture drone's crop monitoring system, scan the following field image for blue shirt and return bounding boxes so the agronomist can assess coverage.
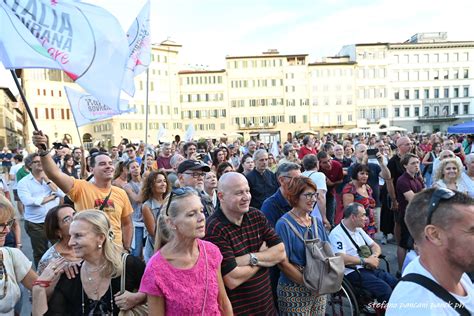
[261,189,291,228]
[275,213,328,284]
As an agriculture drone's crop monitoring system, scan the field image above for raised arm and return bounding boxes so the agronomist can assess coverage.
[32,131,74,194]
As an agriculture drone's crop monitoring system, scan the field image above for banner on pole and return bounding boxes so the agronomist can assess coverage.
[65,86,128,127]
[184,124,195,142]
[121,0,151,96]
[0,0,129,108]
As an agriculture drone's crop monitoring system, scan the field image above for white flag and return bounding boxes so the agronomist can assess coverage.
[0,0,129,108]
[184,124,195,142]
[64,86,128,127]
[121,0,151,96]
[270,138,279,158]
[157,124,166,142]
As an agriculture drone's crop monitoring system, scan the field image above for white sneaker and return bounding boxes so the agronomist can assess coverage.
[381,235,387,245]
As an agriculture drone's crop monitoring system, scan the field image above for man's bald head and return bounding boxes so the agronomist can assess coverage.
[396,136,412,155]
[218,172,247,193]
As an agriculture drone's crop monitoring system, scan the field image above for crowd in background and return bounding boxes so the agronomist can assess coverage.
[0,130,473,315]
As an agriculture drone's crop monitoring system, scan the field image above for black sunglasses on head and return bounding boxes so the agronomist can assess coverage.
[165,187,196,216]
[426,188,456,225]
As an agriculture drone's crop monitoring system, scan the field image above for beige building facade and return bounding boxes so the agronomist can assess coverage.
[16,33,474,149]
[0,86,25,149]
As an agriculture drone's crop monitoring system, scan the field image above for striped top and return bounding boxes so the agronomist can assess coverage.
[205,207,282,315]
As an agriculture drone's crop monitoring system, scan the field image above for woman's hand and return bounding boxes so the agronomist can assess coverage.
[39,258,68,282]
[114,291,145,310]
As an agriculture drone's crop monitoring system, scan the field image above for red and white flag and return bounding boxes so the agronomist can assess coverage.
[0,0,129,108]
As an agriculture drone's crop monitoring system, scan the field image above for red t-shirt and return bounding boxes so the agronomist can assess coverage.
[320,160,343,190]
[298,146,317,159]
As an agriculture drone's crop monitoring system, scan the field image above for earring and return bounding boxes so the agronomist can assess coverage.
[98,244,102,249]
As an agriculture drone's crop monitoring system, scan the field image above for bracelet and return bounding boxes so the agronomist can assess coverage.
[33,280,52,288]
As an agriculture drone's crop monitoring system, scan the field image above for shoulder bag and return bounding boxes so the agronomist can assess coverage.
[118,254,148,316]
[283,217,345,294]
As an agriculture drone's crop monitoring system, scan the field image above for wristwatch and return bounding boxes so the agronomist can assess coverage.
[249,253,259,266]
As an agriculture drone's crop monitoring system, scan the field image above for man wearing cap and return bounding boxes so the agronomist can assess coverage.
[177,159,215,217]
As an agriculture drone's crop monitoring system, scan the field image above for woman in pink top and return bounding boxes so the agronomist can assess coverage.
[139,187,232,315]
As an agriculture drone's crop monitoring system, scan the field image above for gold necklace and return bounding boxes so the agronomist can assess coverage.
[290,210,311,227]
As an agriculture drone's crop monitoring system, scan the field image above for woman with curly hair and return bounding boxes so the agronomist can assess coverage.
[141,171,170,262]
[433,157,469,193]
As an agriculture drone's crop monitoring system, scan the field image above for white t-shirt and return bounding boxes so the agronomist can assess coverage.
[328,222,374,275]
[0,247,32,315]
[303,170,327,221]
[8,163,23,189]
[387,257,474,316]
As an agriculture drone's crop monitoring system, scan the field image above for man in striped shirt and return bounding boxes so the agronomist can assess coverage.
[205,172,285,315]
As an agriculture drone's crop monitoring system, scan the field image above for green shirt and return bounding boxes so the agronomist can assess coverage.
[16,166,30,183]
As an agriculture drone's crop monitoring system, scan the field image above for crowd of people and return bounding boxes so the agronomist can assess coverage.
[0,130,472,315]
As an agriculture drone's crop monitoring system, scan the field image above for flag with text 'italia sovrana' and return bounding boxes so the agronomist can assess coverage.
[121,0,151,96]
[0,0,129,108]
[64,86,129,127]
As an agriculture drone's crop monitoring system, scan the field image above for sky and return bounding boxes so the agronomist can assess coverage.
[151,0,474,68]
[1,0,473,90]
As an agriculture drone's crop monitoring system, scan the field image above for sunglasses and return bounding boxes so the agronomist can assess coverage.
[165,187,196,216]
[0,218,14,232]
[426,188,456,225]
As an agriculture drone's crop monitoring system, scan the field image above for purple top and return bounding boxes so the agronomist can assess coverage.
[139,239,223,315]
[396,172,424,215]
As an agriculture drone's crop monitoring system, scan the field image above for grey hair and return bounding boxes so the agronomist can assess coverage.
[170,154,184,168]
[24,153,39,167]
[343,202,364,219]
[276,162,300,178]
[465,153,474,164]
[302,154,318,171]
[253,149,268,161]
[282,143,294,157]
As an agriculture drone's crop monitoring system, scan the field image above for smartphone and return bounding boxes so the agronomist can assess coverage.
[367,149,378,159]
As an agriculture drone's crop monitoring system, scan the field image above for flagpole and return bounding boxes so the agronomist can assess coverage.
[10,70,39,131]
[143,68,150,169]
[67,93,88,178]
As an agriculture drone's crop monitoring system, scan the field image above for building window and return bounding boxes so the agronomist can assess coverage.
[453,104,459,115]
[50,109,54,120]
[34,108,38,119]
[444,88,449,98]
[464,87,469,97]
[61,109,65,120]
[45,108,49,119]
[463,103,469,114]
[394,91,399,99]
[289,115,296,123]
[66,109,70,120]
[434,88,439,98]
[348,114,353,122]
[404,107,410,117]
[414,107,420,116]
[424,89,429,99]
[337,115,342,125]
[464,69,469,78]
[404,90,409,99]
[394,108,400,117]
[454,88,459,97]
[414,89,419,99]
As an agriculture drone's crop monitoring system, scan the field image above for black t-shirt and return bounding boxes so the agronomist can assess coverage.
[46,255,145,316]
[387,155,404,185]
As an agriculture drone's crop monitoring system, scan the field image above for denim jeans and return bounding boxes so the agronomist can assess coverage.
[346,268,398,303]
[24,220,49,268]
[132,226,145,257]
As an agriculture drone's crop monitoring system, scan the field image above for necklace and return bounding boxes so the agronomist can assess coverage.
[83,262,106,295]
[290,210,311,228]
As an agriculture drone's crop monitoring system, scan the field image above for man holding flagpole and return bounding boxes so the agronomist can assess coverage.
[32,131,133,252]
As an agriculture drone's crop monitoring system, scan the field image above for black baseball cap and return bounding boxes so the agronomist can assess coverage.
[177,160,211,174]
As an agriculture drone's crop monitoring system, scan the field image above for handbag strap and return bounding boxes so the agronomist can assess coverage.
[99,189,113,211]
[340,223,369,253]
[282,216,317,242]
[201,241,208,316]
[402,273,470,316]
[120,253,128,294]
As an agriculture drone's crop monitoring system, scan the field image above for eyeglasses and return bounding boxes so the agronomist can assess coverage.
[165,187,196,216]
[302,192,319,200]
[0,218,14,232]
[183,171,205,179]
[426,188,456,225]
